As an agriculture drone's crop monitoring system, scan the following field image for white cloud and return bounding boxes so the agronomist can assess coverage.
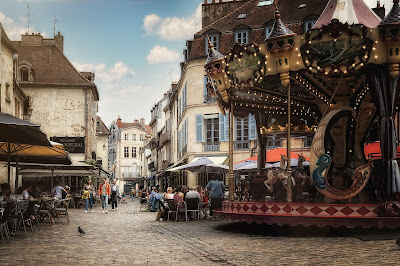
[0,12,49,40]
[146,46,180,64]
[143,4,201,41]
[72,61,136,90]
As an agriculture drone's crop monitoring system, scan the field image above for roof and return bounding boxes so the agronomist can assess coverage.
[314,0,381,29]
[145,125,151,135]
[120,121,149,133]
[0,24,17,53]
[206,39,224,65]
[190,0,329,60]
[97,116,110,135]
[12,41,99,100]
[380,0,400,25]
[267,10,295,40]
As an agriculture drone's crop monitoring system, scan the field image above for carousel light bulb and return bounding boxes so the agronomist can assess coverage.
[372,47,376,51]
[298,53,301,57]
[375,55,378,59]
[297,61,300,65]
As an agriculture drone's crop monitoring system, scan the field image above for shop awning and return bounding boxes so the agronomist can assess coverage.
[191,156,228,165]
[165,156,188,171]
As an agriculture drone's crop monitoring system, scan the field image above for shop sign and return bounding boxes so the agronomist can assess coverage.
[52,136,85,153]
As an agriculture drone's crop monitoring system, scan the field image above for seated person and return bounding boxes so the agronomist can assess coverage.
[52,182,68,200]
[31,186,42,198]
[0,183,11,201]
[22,186,33,200]
[185,186,201,200]
[164,187,174,200]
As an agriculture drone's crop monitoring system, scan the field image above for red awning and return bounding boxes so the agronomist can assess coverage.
[235,148,309,164]
[364,141,400,160]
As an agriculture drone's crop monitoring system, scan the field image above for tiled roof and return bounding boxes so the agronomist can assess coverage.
[120,122,149,134]
[380,1,400,25]
[190,0,329,60]
[12,42,98,92]
[145,125,151,135]
[97,116,110,135]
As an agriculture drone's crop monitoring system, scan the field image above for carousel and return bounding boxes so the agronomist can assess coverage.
[204,0,400,228]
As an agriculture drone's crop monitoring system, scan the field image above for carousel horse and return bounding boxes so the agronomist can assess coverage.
[310,108,373,200]
[293,155,308,187]
[264,155,292,192]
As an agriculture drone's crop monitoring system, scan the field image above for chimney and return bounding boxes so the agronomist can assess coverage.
[140,118,145,126]
[117,116,122,128]
[21,33,44,46]
[54,32,64,52]
[134,119,139,124]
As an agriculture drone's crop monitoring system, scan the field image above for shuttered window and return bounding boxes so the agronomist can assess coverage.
[249,114,257,140]
[196,114,204,143]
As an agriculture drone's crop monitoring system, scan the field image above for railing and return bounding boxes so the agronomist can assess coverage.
[234,140,250,150]
[204,142,220,152]
[159,131,171,145]
[122,173,138,178]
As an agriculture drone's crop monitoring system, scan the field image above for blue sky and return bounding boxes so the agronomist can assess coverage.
[0,0,393,126]
[1,0,204,126]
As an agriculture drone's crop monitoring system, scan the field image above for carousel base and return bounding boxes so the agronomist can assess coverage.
[214,201,400,229]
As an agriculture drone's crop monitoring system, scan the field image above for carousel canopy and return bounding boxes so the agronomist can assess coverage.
[235,148,309,163]
[313,0,381,29]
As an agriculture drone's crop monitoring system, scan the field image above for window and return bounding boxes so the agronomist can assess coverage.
[237,14,248,20]
[206,34,219,54]
[303,137,313,148]
[265,25,273,38]
[20,68,29,82]
[124,147,129,158]
[5,83,10,101]
[204,76,215,103]
[140,134,144,141]
[267,137,281,149]
[123,166,130,177]
[132,134,136,141]
[205,116,219,143]
[258,0,274,6]
[236,117,249,142]
[124,134,128,141]
[305,20,316,32]
[235,30,248,45]
[132,147,137,158]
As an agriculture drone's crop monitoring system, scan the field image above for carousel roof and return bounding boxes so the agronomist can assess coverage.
[380,0,400,25]
[313,0,381,29]
[206,39,224,65]
[267,10,295,40]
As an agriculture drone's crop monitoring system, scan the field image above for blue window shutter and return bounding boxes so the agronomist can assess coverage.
[219,114,224,142]
[224,113,229,141]
[249,114,257,140]
[196,114,203,143]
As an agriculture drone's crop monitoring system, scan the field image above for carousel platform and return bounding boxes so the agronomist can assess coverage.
[215,201,400,229]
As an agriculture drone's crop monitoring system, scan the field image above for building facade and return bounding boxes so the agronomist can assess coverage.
[95,116,110,171]
[108,117,150,193]
[12,32,99,163]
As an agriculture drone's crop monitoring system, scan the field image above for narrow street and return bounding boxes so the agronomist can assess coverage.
[1,201,399,265]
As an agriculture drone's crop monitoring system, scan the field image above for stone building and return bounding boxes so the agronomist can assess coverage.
[108,117,150,193]
[0,24,28,189]
[95,116,110,171]
[12,32,99,162]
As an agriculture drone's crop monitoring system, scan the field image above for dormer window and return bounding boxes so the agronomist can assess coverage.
[265,25,273,38]
[20,68,29,82]
[206,34,219,54]
[258,0,274,6]
[235,30,249,45]
[305,19,316,32]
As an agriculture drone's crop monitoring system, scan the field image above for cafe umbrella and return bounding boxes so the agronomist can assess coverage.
[0,112,70,186]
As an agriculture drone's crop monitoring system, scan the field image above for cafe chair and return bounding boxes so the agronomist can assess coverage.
[185,198,201,221]
[0,202,14,244]
[53,199,71,224]
[166,199,179,222]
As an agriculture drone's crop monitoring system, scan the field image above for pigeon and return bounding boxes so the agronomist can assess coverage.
[396,236,400,247]
[78,226,85,235]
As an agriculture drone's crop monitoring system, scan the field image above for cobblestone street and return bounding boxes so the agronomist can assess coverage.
[1,201,400,265]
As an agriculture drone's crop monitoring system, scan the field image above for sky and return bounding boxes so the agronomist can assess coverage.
[0,0,394,127]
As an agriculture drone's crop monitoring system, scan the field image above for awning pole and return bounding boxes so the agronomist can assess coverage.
[51,167,54,193]
[7,142,11,186]
[286,82,293,203]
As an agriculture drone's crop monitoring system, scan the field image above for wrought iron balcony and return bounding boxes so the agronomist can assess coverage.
[234,140,250,150]
[204,142,220,152]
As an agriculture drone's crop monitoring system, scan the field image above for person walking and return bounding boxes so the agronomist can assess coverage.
[206,174,225,220]
[130,187,135,201]
[83,179,95,213]
[111,179,120,211]
[98,178,111,213]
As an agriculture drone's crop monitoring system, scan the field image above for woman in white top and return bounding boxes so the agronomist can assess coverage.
[164,187,174,200]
